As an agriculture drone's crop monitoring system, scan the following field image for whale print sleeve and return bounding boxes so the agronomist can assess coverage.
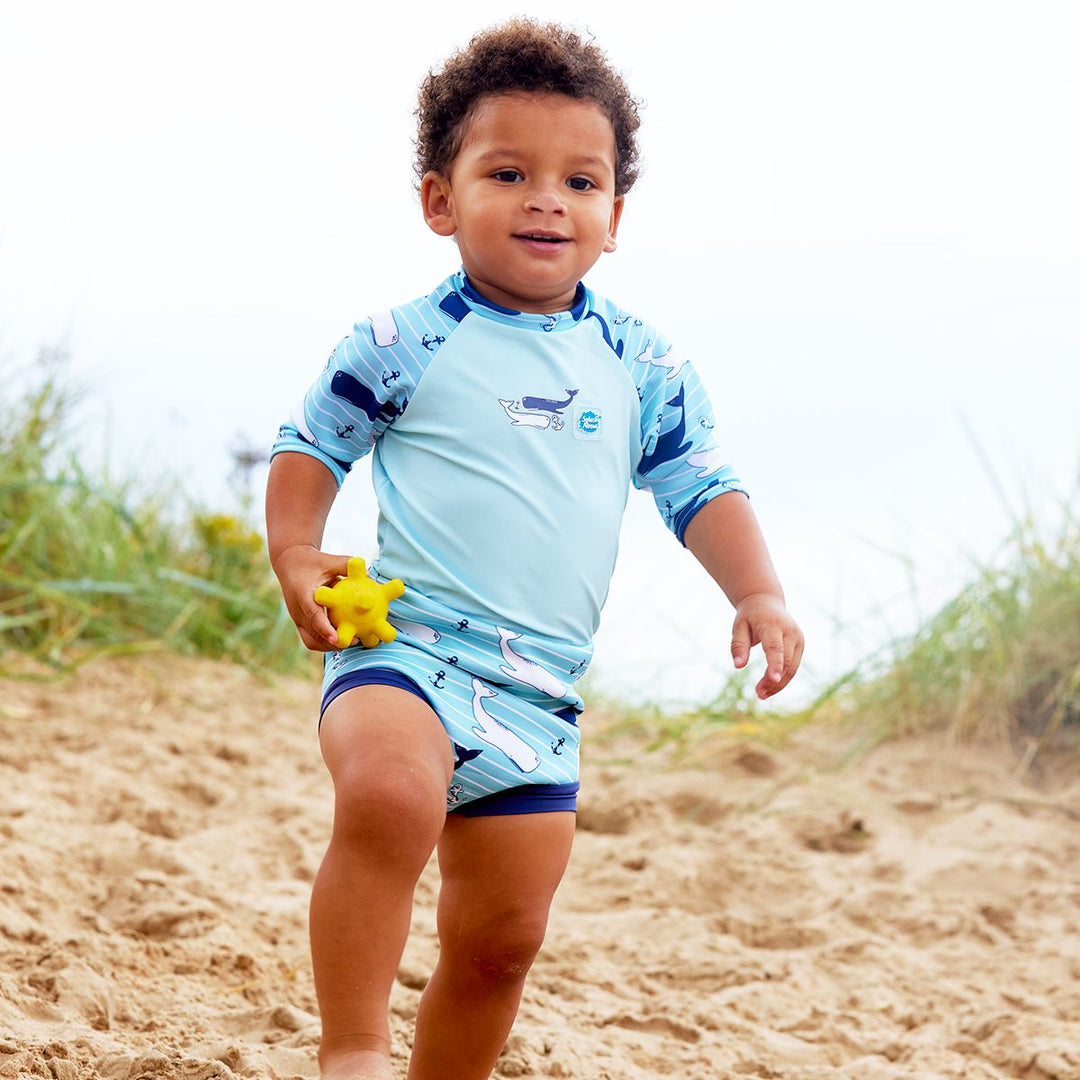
[631,331,748,545]
[271,311,418,486]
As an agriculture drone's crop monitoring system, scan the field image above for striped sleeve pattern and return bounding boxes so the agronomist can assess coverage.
[594,297,748,545]
[270,281,463,485]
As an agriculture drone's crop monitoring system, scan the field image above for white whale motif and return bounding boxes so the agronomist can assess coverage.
[497,628,568,698]
[370,309,400,348]
[387,616,441,645]
[686,447,729,478]
[644,345,687,380]
[470,678,540,773]
[288,400,320,446]
[498,399,552,429]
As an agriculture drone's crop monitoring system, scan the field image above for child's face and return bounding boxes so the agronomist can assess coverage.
[421,92,624,314]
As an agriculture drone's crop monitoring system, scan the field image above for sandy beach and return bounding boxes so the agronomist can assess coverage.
[1,654,1078,1079]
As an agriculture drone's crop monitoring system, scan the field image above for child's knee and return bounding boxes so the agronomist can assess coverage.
[332,766,446,855]
[448,908,550,983]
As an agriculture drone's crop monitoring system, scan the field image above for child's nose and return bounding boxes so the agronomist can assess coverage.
[524,185,566,214]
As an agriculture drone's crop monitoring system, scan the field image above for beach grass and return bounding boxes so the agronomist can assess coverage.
[613,505,1080,758]
[0,353,312,677]
[3,356,1076,754]
[813,506,1080,752]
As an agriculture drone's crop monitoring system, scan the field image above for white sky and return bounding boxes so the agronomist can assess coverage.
[2,0,1078,707]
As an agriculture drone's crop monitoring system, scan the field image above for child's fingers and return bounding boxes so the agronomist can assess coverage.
[286,551,354,651]
[730,618,752,669]
[306,595,341,650]
[287,587,340,651]
[789,633,805,680]
[293,607,337,652]
[758,630,786,687]
[312,613,341,650]
[756,630,805,699]
[322,554,351,582]
[297,625,332,652]
[733,601,805,696]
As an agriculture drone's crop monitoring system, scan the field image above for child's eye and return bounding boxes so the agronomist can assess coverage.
[492,169,522,183]
[567,176,595,192]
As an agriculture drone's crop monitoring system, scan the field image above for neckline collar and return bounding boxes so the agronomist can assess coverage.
[454,271,590,331]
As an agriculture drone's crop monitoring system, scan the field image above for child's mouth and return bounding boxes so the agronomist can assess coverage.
[516,233,568,244]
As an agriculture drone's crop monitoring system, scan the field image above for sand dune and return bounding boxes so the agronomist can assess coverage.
[1,655,1078,1079]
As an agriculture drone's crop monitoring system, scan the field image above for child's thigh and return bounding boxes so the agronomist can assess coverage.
[319,684,455,804]
[435,811,576,937]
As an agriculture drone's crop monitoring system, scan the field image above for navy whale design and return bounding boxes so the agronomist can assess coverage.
[453,742,484,770]
[521,388,578,414]
[585,311,624,358]
[638,383,693,476]
[331,370,406,424]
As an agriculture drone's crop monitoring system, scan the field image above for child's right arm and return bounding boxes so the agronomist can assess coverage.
[265,451,351,652]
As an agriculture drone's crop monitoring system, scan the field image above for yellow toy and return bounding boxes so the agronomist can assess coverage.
[314,557,405,649]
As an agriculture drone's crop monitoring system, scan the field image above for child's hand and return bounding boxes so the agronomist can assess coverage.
[730,593,804,699]
[272,544,352,652]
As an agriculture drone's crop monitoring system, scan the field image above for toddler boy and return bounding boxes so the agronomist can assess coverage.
[266,18,803,1080]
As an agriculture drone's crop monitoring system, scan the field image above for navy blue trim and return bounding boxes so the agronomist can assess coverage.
[322,670,579,723]
[321,667,428,721]
[452,781,579,817]
[672,484,717,545]
[567,282,588,320]
[674,487,749,546]
[460,276,520,315]
[279,430,353,475]
[460,275,588,322]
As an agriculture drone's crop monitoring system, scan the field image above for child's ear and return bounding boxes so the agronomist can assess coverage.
[604,195,625,254]
[421,172,457,237]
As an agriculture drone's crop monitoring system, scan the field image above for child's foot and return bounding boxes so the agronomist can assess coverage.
[319,1048,394,1080]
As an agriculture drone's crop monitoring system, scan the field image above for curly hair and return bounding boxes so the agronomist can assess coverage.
[415,19,642,196]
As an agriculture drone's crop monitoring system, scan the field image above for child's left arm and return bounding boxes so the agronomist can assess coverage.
[683,492,804,699]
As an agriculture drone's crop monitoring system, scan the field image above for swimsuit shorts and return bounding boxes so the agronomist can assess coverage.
[319,586,588,816]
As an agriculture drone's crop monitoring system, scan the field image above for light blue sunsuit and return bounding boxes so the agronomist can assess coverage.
[271,271,745,814]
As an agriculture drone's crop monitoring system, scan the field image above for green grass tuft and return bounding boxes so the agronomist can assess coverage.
[3,352,1077,761]
[0,352,313,676]
[593,507,1079,760]
[815,508,1080,750]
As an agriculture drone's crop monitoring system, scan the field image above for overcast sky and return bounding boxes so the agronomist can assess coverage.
[2,0,1078,706]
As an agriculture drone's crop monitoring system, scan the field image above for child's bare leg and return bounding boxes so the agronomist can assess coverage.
[407,811,576,1080]
[313,686,454,1080]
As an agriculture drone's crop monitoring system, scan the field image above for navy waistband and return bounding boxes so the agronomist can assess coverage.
[451,781,579,817]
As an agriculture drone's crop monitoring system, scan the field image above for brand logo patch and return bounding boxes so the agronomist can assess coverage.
[574,407,603,440]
